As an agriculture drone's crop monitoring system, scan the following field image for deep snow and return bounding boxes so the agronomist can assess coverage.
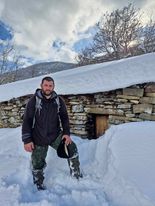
[0,121,155,206]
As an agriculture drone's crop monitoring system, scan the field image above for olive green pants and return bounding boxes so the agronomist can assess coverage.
[31,133,80,172]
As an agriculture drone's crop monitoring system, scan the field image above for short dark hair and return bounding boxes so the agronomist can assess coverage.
[41,76,54,84]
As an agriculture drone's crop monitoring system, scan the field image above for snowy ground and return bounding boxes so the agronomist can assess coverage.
[0,121,155,206]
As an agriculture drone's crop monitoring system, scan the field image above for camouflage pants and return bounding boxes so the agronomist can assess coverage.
[31,133,81,178]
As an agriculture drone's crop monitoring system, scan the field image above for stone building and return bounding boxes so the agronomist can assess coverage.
[0,53,155,139]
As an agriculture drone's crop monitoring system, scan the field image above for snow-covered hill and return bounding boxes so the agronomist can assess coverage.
[1,61,77,85]
[0,121,155,206]
[0,53,155,102]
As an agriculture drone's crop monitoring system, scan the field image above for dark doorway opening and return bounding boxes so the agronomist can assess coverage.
[86,113,109,139]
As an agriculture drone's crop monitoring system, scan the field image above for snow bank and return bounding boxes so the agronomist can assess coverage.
[0,122,155,205]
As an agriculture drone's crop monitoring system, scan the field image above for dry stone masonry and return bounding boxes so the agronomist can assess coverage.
[0,83,155,138]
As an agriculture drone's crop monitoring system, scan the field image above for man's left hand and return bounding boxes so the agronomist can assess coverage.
[62,135,72,145]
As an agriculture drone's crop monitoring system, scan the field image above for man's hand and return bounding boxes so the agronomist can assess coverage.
[62,135,72,145]
[24,142,34,152]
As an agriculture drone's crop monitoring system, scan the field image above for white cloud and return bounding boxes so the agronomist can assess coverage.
[0,0,155,63]
[0,0,4,18]
[140,0,155,23]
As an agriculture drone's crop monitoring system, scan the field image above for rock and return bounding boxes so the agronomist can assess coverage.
[117,94,140,100]
[69,119,87,125]
[145,83,155,93]
[123,88,144,97]
[87,107,124,115]
[115,98,128,103]
[125,113,135,118]
[109,115,142,122]
[145,93,155,97]
[139,113,155,121]
[9,117,16,124]
[117,103,131,109]
[133,104,152,114]
[129,100,139,104]
[140,97,155,104]
[3,106,13,110]
[72,105,84,113]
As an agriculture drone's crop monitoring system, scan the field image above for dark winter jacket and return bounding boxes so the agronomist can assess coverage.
[22,89,70,146]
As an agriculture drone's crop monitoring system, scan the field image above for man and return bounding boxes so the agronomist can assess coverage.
[22,76,82,190]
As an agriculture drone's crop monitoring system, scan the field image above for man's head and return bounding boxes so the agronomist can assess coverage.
[41,76,55,97]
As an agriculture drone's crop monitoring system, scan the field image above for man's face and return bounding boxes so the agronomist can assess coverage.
[41,80,55,96]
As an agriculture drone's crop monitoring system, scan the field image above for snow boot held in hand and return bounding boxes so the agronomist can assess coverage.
[68,155,83,180]
[32,169,46,190]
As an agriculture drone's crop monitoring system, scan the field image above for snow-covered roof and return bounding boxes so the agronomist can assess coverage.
[0,53,155,102]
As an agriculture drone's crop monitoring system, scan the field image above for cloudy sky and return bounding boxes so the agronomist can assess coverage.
[0,0,155,65]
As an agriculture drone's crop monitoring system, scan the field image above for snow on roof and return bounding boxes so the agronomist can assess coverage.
[0,53,155,102]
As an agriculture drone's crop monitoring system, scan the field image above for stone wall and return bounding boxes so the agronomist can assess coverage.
[0,83,155,138]
[0,95,32,128]
[63,83,155,137]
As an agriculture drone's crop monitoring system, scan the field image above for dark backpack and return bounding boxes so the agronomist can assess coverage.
[32,95,60,128]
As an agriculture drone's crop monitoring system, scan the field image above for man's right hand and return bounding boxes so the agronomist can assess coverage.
[24,142,34,152]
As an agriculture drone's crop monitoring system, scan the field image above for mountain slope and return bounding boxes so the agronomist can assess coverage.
[1,61,77,84]
[16,61,77,80]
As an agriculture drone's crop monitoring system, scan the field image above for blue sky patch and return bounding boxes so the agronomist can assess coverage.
[0,21,13,41]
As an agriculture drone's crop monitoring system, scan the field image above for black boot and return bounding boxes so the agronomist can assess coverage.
[32,169,46,190]
[68,155,83,180]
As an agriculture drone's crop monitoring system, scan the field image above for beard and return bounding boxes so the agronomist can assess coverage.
[42,90,52,96]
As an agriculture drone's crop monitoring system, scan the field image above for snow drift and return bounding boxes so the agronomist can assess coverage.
[0,121,155,206]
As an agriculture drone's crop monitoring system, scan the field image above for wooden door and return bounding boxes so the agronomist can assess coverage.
[95,115,108,137]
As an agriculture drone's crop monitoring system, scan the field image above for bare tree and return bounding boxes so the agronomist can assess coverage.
[76,3,142,66]
[143,19,155,53]
[94,3,141,59]
[0,40,23,84]
[75,46,95,66]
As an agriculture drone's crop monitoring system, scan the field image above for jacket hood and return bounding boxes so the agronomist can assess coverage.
[35,88,58,100]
